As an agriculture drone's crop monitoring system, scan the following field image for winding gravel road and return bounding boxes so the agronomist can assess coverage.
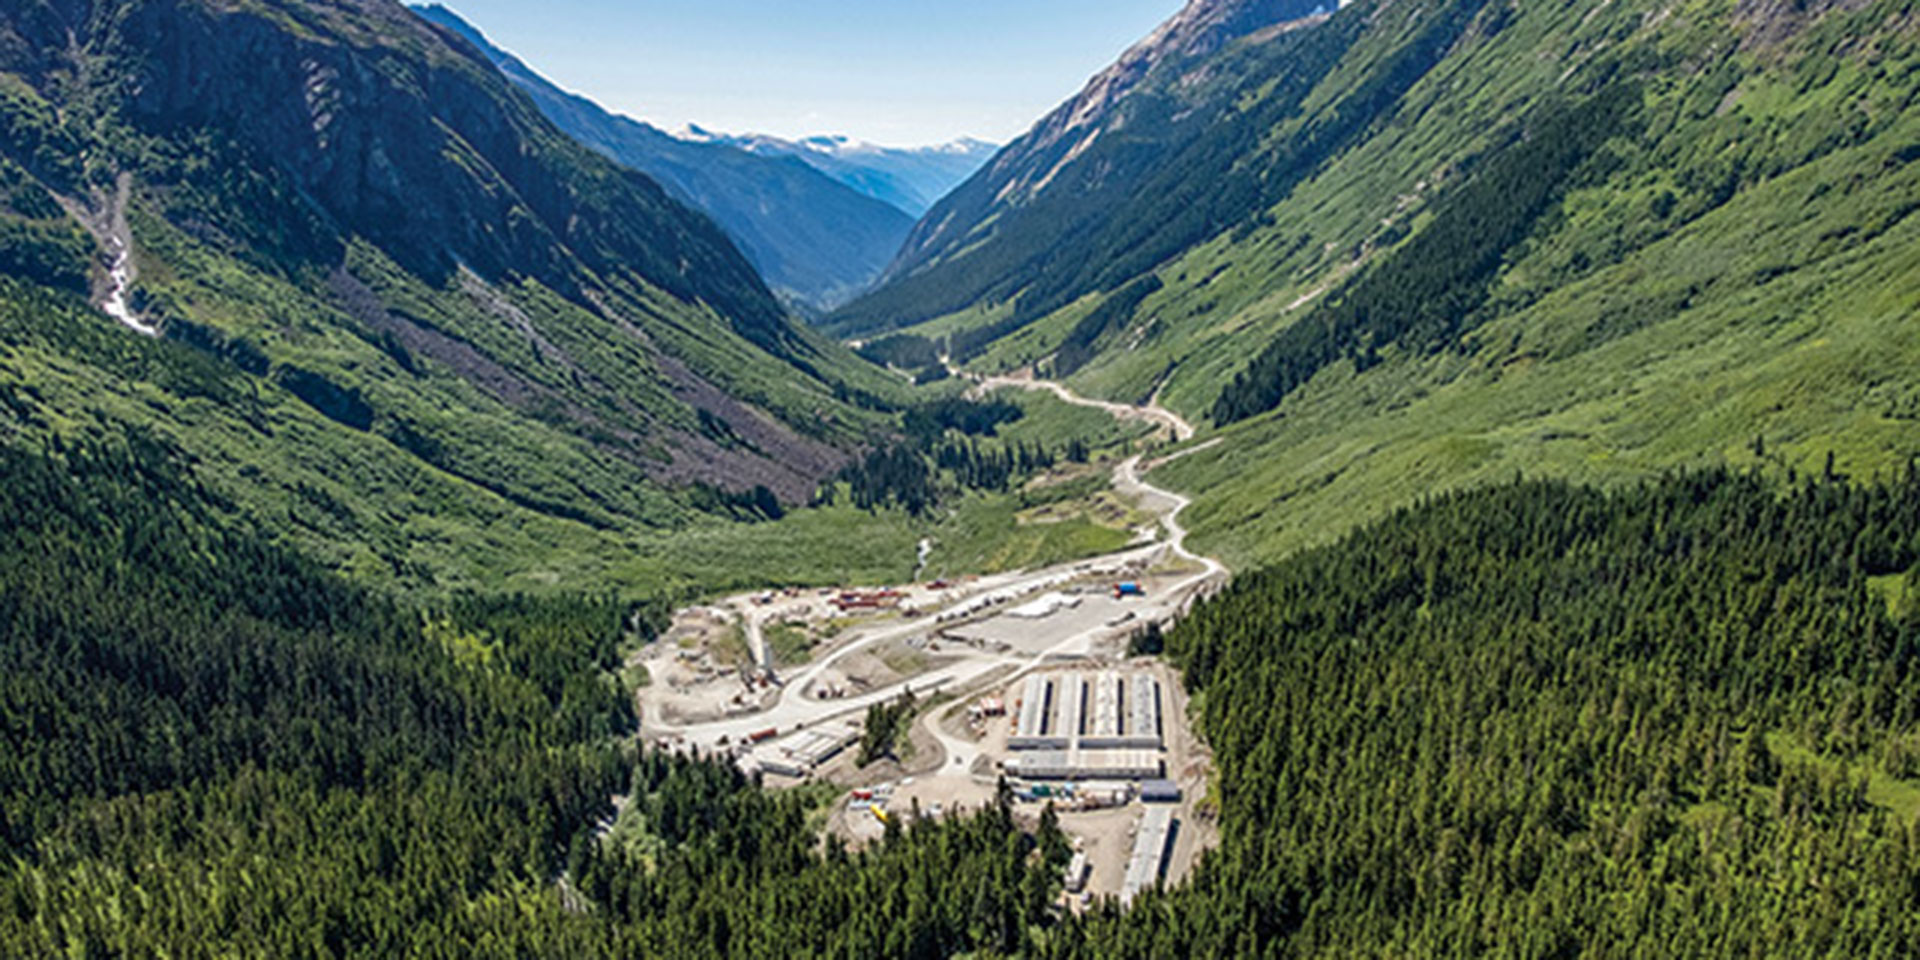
[645,374,1229,763]
[970,373,1195,443]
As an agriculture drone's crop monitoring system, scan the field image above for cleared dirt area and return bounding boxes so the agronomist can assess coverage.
[641,539,1222,887]
[641,607,771,725]
[1062,806,1139,901]
[941,577,1178,656]
[638,371,1230,904]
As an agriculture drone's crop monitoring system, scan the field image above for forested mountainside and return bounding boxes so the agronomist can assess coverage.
[0,433,1070,956]
[1063,469,1920,957]
[838,0,1920,571]
[413,4,916,313]
[0,0,907,588]
[9,429,1918,955]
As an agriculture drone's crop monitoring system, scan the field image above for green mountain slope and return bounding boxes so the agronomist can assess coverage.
[1065,470,1920,955]
[0,0,907,588]
[840,0,1920,569]
[412,4,917,313]
[0,433,1072,957]
[827,0,1339,339]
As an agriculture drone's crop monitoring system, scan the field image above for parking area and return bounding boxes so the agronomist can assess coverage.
[942,582,1168,655]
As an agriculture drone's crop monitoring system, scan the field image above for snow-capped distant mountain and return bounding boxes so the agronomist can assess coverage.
[413,4,914,313]
[681,127,998,217]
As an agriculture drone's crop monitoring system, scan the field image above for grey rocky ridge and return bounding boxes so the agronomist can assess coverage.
[412,3,940,312]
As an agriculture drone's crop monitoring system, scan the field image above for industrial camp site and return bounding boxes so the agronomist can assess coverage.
[632,539,1223,907]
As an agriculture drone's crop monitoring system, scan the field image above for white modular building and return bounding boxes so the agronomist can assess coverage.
[1004,750,1163,781]
[1122,805,1176,905]
[1011,675,1070,750]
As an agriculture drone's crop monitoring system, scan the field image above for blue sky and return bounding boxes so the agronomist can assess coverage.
[429,0,1182,147]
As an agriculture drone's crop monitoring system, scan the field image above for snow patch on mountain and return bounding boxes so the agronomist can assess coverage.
[675,127,998,216]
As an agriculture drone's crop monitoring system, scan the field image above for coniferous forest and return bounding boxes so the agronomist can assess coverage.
[0,431,1073,955]
[7,424,1920,955]
[1065,469,1920,957]
[5,0,1920,954]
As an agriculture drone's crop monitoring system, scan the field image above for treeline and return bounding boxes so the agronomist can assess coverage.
[854,334,959,383]
[578,758,1070,958]
[833,442,937,515]
[1049,467,1920,956]
[831,436,1075,516]
[934,437,1060,493]
[1213,82,1637,425]
[902,395,1023,446]
[1053,276,1162,377]
[0,217,89,294]
[0,433,623,840]
[0,430,1074,956]
[686,481,786,523]
[857,332,944,371]
[0,431,637,953]
[826,396,1087,516]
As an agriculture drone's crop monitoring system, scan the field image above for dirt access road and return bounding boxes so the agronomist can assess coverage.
[970,370,1220,587]
[643,374,1230,761]
[919,376,1224,777]
[968,372,1196,443]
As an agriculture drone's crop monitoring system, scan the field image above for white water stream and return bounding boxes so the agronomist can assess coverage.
[100,236,158,337]
[913,537,934,580]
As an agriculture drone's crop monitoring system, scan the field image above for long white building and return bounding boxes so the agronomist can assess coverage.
[1014,670,1163,753]
[1122,806,1176,904]
[1005,750,1163,781]
[1011,675,1070,750]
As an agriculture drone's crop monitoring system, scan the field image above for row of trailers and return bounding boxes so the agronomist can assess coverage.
[1006,671,1165,781]
[1121,805,1176,905]
[1011,671,1163,751]
[744,721,862,779]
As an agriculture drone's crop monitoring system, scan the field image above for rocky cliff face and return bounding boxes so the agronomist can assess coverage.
[0,0,894,555]
[903,0,1332,261]
[1026,0,1336,156]
[829,0,1335,337]
[90,0,784,336]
